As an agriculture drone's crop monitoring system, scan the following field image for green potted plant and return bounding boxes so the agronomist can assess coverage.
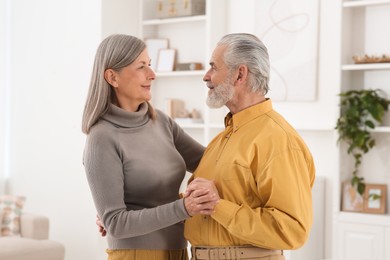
[335,89,390,195]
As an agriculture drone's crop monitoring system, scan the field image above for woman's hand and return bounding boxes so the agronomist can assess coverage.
[184,178,220,216]
[96,214,107,237]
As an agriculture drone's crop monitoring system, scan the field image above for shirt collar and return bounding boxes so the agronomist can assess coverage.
[224,98,273,132]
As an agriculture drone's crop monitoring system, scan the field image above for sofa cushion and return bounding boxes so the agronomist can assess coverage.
[0,195,26,236]
[0,237,65,260]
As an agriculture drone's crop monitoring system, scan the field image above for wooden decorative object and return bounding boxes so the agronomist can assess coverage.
[352,54,390,64]
[342,182,364,212]
[363,184,387,214]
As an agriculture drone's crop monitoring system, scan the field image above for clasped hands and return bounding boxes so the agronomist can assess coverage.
[183,177,220,216]
[95,178,219,236]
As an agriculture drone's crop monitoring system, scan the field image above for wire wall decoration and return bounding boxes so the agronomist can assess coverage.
[255,0,320,101]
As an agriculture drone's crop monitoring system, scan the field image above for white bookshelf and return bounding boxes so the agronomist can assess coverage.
[336,1,390,259]
[140,0,227,145]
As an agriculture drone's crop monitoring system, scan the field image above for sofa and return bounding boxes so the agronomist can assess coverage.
[0,213,65,260]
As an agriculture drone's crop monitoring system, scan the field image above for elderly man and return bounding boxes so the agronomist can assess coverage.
[184,33,316,260]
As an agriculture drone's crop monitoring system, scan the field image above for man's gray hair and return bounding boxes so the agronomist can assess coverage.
[218,33,270,94]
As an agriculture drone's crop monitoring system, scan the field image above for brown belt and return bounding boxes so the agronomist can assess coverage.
[191,246,283,260]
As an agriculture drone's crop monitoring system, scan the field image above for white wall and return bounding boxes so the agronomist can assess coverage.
[2,1,143,259]
[101,0,140,38]
[0,0,7,193]
[4,0,107,259]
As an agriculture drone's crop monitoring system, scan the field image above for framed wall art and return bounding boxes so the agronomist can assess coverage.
[156,49,176,72]
[254,0,320,101]
[144,38,169,71]
[341,181,364,213]
[363,184,387,214]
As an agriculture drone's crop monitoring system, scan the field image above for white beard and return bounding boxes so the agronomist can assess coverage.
[206,80,234,109]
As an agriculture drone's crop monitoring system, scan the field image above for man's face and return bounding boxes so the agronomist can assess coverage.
[203,45,235,109]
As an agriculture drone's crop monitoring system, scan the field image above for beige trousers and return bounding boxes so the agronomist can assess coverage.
[106,248,189,260]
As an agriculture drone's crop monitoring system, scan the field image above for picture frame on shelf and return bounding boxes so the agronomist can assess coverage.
[363,184,387,214]
[144,38,169,71]
[156,49,176,72]
[341,181,364,213]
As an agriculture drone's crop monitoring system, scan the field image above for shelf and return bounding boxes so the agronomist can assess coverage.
[142,15,206,26]
[339,211,390,226]
[342,63,390,71]
[343,0,390,8]
[371,126,390,132]
[337,1,390,258]
[156,70,206,77]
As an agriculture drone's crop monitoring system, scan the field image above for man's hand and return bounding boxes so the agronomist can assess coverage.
[184,177,220,216]
[96,214,106,237]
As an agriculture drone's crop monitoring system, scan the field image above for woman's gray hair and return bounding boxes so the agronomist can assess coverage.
[218,33,270,94]
[82,34,154,134]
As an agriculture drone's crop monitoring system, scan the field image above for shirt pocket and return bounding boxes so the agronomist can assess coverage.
[219,161,251,181]
[217,162,256,202]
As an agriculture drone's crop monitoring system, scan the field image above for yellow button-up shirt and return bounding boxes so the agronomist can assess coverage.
[184,99,315,250]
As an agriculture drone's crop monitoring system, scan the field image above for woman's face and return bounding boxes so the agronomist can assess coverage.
[112,48,156,111]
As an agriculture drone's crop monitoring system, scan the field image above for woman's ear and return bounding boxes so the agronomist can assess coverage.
[104,69,118,88]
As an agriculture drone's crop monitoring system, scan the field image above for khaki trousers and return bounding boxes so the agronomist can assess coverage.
[106,248,189,260]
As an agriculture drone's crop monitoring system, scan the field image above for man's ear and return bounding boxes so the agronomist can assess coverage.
[104,69,118,88]
[235,65,248,84]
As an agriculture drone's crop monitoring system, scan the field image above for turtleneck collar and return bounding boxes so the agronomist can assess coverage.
[102,102,150,128]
